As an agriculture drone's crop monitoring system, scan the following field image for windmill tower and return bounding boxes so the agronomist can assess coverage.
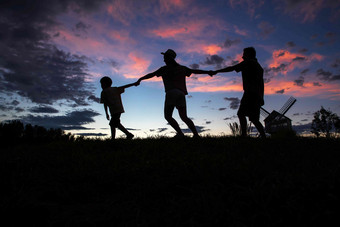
[260,97,297,134]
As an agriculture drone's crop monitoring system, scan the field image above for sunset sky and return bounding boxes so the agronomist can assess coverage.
[1,0,340,138]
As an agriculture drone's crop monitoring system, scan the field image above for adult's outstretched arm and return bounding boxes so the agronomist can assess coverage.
[215,66,235,73]
[191,69,216,77]
[136,71,158,85]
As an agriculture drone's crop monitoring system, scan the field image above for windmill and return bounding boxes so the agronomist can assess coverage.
[260,97,297,134]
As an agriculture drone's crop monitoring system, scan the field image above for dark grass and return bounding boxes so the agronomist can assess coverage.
[1,137,340,226]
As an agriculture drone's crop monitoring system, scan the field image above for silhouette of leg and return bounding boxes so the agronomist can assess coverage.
[238,114,247,137]
[118,123,134,139]
[252,120,266,138]
[178,106,199,137]
[110,125,116,139]
[164,105,183,135]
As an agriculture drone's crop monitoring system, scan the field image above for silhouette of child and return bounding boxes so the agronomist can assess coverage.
[100,76,137,139]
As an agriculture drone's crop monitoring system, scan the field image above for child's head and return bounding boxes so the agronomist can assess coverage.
[100,76,112,89]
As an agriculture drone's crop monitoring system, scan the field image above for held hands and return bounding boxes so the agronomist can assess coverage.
[134,79,141,86]
[208,70,217,77]
[132,81,140,86]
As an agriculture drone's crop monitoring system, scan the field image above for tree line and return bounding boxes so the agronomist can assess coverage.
[0,120,75,142]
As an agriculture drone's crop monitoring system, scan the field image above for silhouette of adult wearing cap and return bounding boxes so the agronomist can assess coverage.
[213,47,266,138]
[136,49,214,138]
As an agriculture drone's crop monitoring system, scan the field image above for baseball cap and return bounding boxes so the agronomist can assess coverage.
[161,49,176,59]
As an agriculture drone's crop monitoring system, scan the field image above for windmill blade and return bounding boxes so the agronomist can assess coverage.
[279,97,296,115]
[260,107,270,118]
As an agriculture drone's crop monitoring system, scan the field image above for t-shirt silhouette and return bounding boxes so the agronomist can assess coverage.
[234,59,264,105]
[155,64,192,95]
[100,87,125,113]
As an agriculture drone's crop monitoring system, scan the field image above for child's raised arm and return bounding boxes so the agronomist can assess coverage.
[118,82,139,90]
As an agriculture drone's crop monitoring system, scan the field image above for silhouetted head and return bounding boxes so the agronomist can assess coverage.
[161,49,177,66]
[100,76,112,89]
[242,47,256,61]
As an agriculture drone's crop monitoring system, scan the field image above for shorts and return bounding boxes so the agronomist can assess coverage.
[165,89,186,109]
[237,92,261,121]
[109,113,121,128]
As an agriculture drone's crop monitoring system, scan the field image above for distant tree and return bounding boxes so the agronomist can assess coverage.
[311,106,340,138]
[335,117,340,134]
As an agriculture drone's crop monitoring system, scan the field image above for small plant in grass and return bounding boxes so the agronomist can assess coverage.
[228,122,252,136]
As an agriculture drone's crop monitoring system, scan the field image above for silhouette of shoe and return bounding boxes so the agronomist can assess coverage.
[126,133,134,139]
[258,134,266,139]
[173,133,185,139]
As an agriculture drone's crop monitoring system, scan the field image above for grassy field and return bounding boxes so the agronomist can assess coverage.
[1,136,340,226]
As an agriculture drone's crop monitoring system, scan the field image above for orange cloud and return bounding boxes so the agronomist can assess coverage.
[203,44,223,55]
[267,49,324,75]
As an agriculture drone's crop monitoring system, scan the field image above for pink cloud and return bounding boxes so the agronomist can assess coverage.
[151,18,213,39]
[51,18,137,61]
[121,52,162,82]
[107,1,136,25]
[185,69,340,101]
[265,79,340,100]
[234,25,248,36]
[149,16,228,55]
[189,81,243,93]
[187,75,243,92]
[159,0,189,13]
[106,0,192,26]
[55,30,106,54]
[229,0,265,18]
[152,27,189,38]
[107,30,136,45]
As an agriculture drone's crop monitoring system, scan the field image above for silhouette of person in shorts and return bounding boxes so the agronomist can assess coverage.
[213,47,266,138]
[136,49,214,138]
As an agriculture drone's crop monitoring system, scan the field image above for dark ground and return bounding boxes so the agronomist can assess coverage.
[1,137,339,226]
